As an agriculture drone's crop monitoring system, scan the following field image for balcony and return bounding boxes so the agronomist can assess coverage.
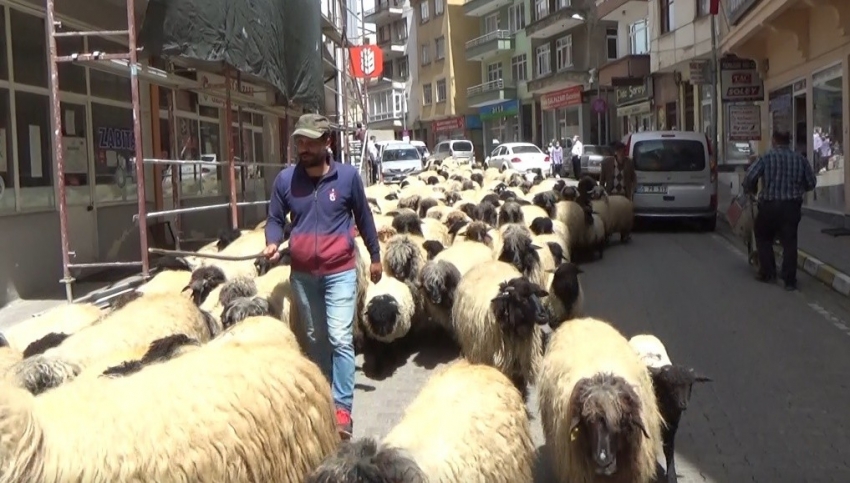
[367,86,407,129]
[526,5,585,39]
[727,0,762,25]
[465,30,514,62]
[467,79,517,107]
[595,0,648,22]
[464,0,513,17]
[527,67,588,93]
[378,37,408,59]
[364,0,404,24]
[598,54,650,86]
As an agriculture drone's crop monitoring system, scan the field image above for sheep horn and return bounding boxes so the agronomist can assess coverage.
[180,285,191,293]
[633,419,650,439]
[530,244,542,251]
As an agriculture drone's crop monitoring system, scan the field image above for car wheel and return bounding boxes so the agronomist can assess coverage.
[700,216,717,232]
[499,164,506,173]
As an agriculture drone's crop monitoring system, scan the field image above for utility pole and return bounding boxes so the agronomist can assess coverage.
[710,0,720,161]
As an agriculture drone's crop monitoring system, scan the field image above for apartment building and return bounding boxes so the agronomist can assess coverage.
[722,0,850,218]
[526,0,615,146]
[596,0,652,138]
[463,0,534,148]
[364,0,417,137]
[413,0,482,147]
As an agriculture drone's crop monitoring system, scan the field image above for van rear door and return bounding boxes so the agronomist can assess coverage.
[632,137,712,212]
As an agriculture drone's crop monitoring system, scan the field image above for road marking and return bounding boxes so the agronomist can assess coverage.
[711,233,747,261]
[808,302,850,338]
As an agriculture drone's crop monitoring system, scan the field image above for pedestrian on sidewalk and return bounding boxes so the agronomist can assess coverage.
[570,135,583,180]
[743,130,817,291]
[601,141,636,201]
[263,113,382,440]
[551,140,564,177]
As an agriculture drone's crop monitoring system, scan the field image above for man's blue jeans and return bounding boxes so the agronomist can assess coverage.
[289,269,357,412]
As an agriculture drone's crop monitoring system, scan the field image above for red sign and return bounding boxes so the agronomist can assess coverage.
[349,45,384,79]
[710,0,720,15]
[731,73,752,84]
[541,85,583,111]
[432,116,464,132]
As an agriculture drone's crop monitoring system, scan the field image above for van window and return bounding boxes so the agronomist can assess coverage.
[382,148,420,161]
[633,139,706,172]
[415,146,428,158]
[451,141,473,152]
[436,143,451,153]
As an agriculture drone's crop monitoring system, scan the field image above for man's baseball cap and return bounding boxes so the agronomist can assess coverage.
[292,113,331,139]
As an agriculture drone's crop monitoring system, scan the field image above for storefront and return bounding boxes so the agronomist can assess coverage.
[479,100,520,149]
[540,86,583,146]
[653,74,679,130]
[615,80,653,137]
[432,116,466,144]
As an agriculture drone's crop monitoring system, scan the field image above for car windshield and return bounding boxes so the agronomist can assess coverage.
[512,145,542,154]
[415,146,428,157]
[583,145,611,156]
[452,141,473,152]
[633,139,706,172]
[382,148,420,162]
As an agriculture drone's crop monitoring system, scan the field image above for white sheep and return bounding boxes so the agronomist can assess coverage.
[451,261,550,397]
[382,233,428,284]
[498,223,549,288]
[308,360,534,483]
[136,269,192,296]
[361,275,416,343]
[0,315,339,483]
[538,318,663,483]
[11,293,215,395]
[577,210,606,260]
[607,194,635,243]
[0,302,103,352]
[556,200,586,251]
[628,334,672,368]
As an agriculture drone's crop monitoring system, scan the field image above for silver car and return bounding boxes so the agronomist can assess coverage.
[429,140,475,166]
[380,144,423,184]
[580,145,614,178]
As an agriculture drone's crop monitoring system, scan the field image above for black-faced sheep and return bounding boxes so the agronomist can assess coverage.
[629,334,711,483]
[0,316,340,483]
[457,202,477,220]
[471,172,484,187]
[532,190,559,218]
[479,192,501,206]
[418,197,439,218]
[221,296,272,329]
[497,224,549,288]
[362,276,416,344]
[382,234,428,284]
[451,261,549,397]
[421,240,445,260]
[538,318,662,483]
[308,360,534,483]
[0,302,104,352]
[10,293,215,395]
[475,201,499,226]
[546,263,584,329]
[530,216,554,235]
[184,266,227,305]
[498,200,524,227]
[216,227,242,250]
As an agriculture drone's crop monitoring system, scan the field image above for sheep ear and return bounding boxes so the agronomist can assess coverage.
[694,374,712,383]
[536,288,549,297]
[632,418,650,439]
[530,243,542,250]
[180,285,191,293]
[569,416,581,433]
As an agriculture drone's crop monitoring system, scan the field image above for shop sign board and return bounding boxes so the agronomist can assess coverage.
[615,81,652,106]
[689,60,710,85]
[198,73,266,108]
[541,85,583,111]
[720,57,764,102]
[727,104,761,141]
[479,100,519,121]
[432,116,465,132]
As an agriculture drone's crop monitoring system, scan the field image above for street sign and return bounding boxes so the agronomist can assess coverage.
[689,60,710,85]
[592,98,607,114]
[720,56,763,102]
[727,104,761,141]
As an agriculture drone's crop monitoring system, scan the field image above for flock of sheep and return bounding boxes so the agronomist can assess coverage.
[0,162,711,482]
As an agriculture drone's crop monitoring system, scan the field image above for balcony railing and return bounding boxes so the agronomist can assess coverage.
[465,30,512,49]
[368,111,404,122]
[467,79,516,96]
[364,0,404,17]
[727,0,761,25]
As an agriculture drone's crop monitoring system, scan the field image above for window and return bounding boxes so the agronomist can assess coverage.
[0,89,13,213]
[14,91,53,209]
[534,0,549,21]
[89,37,132,102]
[421,43,431,65]
[436,79,447,103]
[382,61,394,79]
[423,83,433,104]
[536,44,551,78]
[629,19,649,55]
[660,0,675,34]
[10,9,47,88]
[378,25,391,43]
[697,0,711,16]
[487,62,503,83]
[508,4,526,33]
[60,102,89,205]
[511,54,528,82]
[633,140,706,172]
[557,0,571,7]
[435,0,444,15]
[485,14,499,33]
[393,19,408,41]
[556,36,573,71]
[435,37,446,60]
[811,65,844,211]
[56,27,87,94]
[0,8,6,81]
[420,0,429,22]
[92,103,139,203]
[398,57,410,79]
[606,28,618,60]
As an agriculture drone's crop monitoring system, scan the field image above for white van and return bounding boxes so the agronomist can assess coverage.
[623,131,717,231]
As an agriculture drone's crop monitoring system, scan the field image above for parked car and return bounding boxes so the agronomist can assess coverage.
[380,143,423,183]
[623,130,717,231]
[485,142,551,175]
[580,144,614,178]
[429,139,475,166]
[409,140,430,160]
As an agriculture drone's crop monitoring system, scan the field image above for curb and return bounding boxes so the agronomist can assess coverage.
[716,212,850,298]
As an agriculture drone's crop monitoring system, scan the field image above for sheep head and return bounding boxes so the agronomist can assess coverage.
[306,438,426,483]
[220,297,271,330]
[569,373,650,477]
[490,277,549,337]
[470,172,484,186]
[590,185,608,201]
[474,202,499,227]
[479,192,501,207]
[497,201,524,227]
[421,240,445,260]
[649,364,712,412]
[419,260,461,309]
[254,247,292,275]
[498,228,542,278]
[183,266,227,306]
[532,191,558,218]
[458,202,477,220]
[463,221,494,247]
[219,277,258,308]
[418,198,438,218]
[391,210,424,236]
[443,190,462,206]
[216,228,242,251]
[461,180,476,190]
[427,175,440,185]
[530,217,554,235]
[365,295,401,339]
[548,263,582,320]
[397,194,421,212]
[561,186,579,201]
[577,176,598,196]
[0,332,8,348]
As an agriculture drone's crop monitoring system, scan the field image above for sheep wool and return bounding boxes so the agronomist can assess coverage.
[628,334,673,369]
[555,201,585,250]
[606,195,635,242]
[136,270,192,296]
[381,361,535,483]
[0,303,103,352]
[253,265,293,322]
[0,316,339,483]
[537,318,663,483]
[12,293,214,395]
[361,276,416,343]
[382,234,428,283]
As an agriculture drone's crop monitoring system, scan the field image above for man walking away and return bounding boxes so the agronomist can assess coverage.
[743,131,816,291]
[551,140,564,178]
[601,141,637,200]
[263,113,383,439]
[571,135,583,180]
[367,135,379,184]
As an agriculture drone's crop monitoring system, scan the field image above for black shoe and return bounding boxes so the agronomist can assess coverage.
[783,281,798,291]
[755,273,776,283]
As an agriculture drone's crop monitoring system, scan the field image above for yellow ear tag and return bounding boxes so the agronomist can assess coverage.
[570,426,580,442]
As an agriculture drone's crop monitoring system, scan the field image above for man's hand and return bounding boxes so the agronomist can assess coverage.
[369,262,382,284]
[263,244,281,263]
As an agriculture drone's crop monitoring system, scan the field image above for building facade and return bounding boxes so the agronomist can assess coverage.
[526,0,615,147]
[722,0,850,219]
[412,0,482,149]
[364,0,417,136]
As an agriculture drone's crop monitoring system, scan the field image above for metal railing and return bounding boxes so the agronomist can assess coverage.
[467,79,516,96]
[465,30,513,49]
[368,112,404,122]
[364,0,404,17]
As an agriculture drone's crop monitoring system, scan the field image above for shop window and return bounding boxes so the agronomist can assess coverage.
[88,37,131,102]
[56,27,87,94]
[16,92,52,209]
[198,105,219,119]
[92,103,137,203]
[197,120,222,196]
[0,8,8,81]
[811,65,844,211]
[10,9,47,88]
[175,90,198,113]
[0,89,13,212]
[60,102,90,206]
[173,117,203,197]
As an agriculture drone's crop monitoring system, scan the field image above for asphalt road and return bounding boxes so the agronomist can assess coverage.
[352,221,850,482]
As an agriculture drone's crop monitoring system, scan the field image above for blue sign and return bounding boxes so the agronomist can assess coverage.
[97,127,136,151]
[465,115,482,130]
[478,99,520,120]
